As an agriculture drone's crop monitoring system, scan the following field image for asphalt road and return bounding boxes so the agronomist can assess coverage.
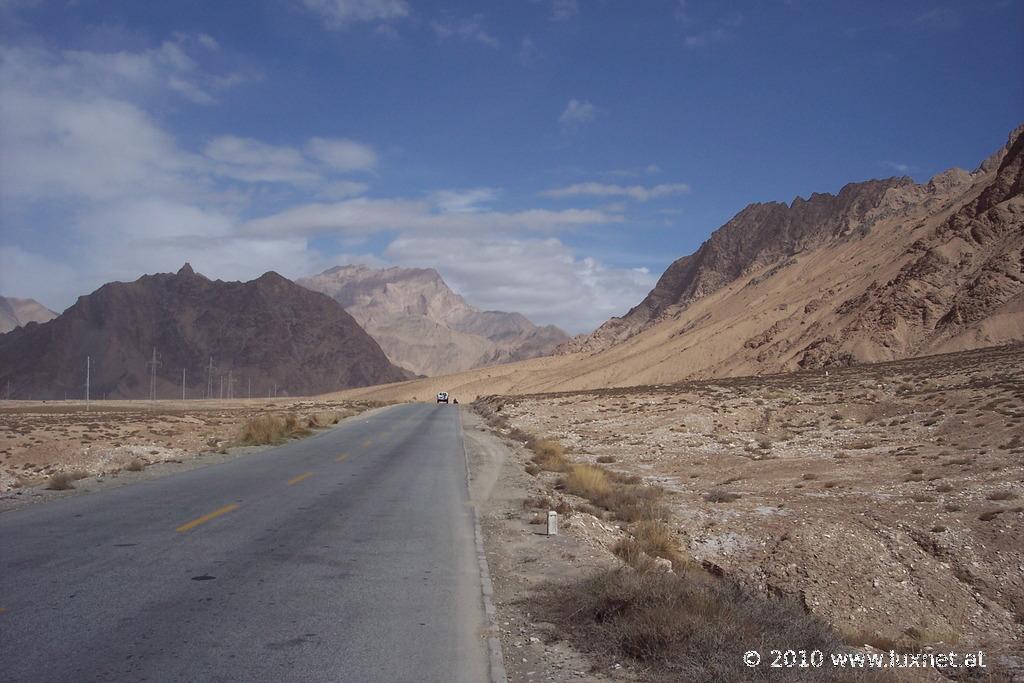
[0,403,490,682]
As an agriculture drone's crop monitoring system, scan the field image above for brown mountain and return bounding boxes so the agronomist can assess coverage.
[298,265,569,376]
[0,264,408,400]
[332,124,1024,402]
[0,296,57,334]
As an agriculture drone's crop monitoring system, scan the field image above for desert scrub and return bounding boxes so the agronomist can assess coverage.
[538,567,876,683]
[614,520,689,570]
[528,438,571,472]
[560,463,667,522]
[46,470,88,490]
[238,413,310,445]
[307,411,345,428]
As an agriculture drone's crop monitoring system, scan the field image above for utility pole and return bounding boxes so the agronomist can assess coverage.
[206,356,214,399]
[272,382,277,399]
[5,380,11,401]
[181,368,186,401]
[247,376,251,400]
[219,375,224,400]
[227,369,234,400]
[147,347,161,401]
[85,356,90,407]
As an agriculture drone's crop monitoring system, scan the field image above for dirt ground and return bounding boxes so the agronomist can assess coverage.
[463,408,648,682]
[475,344,1024,679]
[0,397,385,495]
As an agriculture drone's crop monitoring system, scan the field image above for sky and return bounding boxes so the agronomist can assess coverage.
[0,0,1021,334]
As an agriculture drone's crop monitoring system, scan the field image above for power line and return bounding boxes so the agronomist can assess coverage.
[206,356,215,400]
[147,347,162,401]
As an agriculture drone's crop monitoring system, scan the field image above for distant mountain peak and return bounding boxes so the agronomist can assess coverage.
[298,264,569,376]
[177,262,195,276]
[0,296,58,335]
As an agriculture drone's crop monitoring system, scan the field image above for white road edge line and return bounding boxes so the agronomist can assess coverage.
[458,406,509,683]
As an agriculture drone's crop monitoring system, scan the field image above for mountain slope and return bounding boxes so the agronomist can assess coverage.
[0,296,57,334]
[0,264,407,400]
[331,124,1024,402]
[298,265,569,376]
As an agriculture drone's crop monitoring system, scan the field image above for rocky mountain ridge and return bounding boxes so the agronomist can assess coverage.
[0,264,408,400]
[298,265,569,376]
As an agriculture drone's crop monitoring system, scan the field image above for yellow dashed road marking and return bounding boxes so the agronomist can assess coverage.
[361,438,372,447]
[0,607,8,614]
[176,504,240,533]
[336,453,350,462]
[287,472,313,486]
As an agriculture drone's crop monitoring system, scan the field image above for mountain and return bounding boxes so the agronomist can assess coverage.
[558,124,1024,370]
[332,124,1024,402]
[0,296,57,334]
[0,264,408,400]
[297,265,569,376]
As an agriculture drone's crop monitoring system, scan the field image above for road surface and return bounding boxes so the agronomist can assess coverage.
[0,403,491,682]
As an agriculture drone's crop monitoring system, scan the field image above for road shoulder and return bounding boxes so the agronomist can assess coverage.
[461,408,640,682]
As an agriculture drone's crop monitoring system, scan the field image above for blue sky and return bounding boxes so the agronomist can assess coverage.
[1,0,1021,333]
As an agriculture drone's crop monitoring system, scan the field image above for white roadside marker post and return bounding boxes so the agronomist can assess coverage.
[546,510,558,536]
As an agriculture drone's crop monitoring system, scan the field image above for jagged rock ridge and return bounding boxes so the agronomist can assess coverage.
[0,264,408,400]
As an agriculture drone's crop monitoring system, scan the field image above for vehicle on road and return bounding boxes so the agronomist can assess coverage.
[436,391,449,404]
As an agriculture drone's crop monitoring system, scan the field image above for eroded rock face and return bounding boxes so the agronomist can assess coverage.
[561,125,1024,372]
[0,296,57,334]
[299,265,569,376]
[0,264,408,400]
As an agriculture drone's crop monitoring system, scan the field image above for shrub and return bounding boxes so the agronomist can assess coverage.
[538,568,867,682]
[46,470,87,490]
[987,490,1018,501]
[703,490,740,503]
[307,411,341,428]
[529,438,571,472]
[238,413,310,445]
[597,455,617,463]
[125,458,146,472]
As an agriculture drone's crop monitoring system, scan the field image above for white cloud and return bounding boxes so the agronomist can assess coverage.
[384,235,656,333]
[318,180,370,199]
[305,137,378,172]
[430,188,498,213]
[543,182,691,202]
[880,160,917,174]
[431,14,499,47]
[550,0,578,22]
[244,198,619,236]
[0,246,80,312]
[684,28,728,48]
[299,0,409,28]
[559,98,596,126]
[519,37,542,65]
[202,135,317,185]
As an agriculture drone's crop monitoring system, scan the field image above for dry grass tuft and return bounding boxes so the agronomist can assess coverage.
[125,458,146,472]
[528,438,571,472]
[307,411,345,428]
[46,470,88,490]
[539,568,873,682]
[704,489,740,503]
[238,413,311,446]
